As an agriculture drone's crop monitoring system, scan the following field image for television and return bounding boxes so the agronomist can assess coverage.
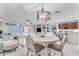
[37,28,41,32]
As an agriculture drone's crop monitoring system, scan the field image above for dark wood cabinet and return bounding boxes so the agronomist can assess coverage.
[58,22,78,29]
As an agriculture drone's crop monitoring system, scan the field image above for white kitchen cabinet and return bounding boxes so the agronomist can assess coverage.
[67,32,78,44]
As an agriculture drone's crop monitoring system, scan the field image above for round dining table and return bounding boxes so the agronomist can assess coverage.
[32,35,59,56]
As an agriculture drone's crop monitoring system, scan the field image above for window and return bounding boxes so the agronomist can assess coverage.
[6,23,22,33]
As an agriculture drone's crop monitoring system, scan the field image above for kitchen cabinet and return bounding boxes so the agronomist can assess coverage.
[58,21,78,29]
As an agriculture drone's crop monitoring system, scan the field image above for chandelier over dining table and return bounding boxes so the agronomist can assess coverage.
[37,3,50,22]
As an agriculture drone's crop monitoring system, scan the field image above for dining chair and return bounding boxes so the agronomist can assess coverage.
[25,36,45,56]
[48,35,66,56]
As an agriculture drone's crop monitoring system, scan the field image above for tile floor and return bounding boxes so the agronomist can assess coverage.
[0,38,79,56]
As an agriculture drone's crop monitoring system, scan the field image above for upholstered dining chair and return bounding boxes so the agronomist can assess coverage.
[26,36,45,56]
[48,35,66,56]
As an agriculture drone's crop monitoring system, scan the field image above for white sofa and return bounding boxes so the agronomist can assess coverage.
[0,39,3,52]
[3,39,18,50]
[0,35,19,53]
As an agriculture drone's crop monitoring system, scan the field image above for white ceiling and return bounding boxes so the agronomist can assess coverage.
[0,3,79,25]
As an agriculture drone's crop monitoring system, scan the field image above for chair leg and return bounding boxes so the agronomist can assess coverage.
[61,52,63,56]
[3,53,5,56]
[3,51,5,56]
[27,48,29,56]
[53,51,56,56]
[37,54,41,56]
[15,48,16,52]
[48,51,51,56]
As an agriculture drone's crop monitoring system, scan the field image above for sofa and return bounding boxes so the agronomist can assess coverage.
[0,35,19,53]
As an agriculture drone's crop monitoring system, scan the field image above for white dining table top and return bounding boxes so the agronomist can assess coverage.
[32,35,59,56]
[32,35,59,44]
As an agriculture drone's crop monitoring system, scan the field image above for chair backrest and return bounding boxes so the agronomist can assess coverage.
[59,34,63,41]
[57,32,63,40]
[61,35,66,51]
[25,36,35,51]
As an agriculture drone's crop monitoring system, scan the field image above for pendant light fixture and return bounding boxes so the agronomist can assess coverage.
[37,3,50,22]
